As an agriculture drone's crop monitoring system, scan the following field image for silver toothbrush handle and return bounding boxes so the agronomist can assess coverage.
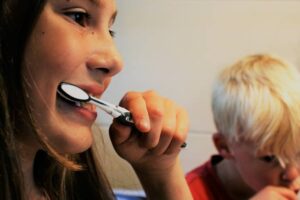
[115,112,134,126]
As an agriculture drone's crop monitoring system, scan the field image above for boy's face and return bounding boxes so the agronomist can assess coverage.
[229,141,300,193]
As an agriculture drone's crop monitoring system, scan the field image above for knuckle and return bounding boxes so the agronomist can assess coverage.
[162,124,175,136]
[144,90,158,97]
[120,91,140,104]
[148,106,164,119]
[146,137,160,149]
[174,130,186,142]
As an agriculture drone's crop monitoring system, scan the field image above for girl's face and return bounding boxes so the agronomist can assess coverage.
[23,0,123,153]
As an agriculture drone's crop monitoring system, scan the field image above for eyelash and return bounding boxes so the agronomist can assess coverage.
[64,11,116,37]
[65,11,90,27]
[109,30,116,37]
[259,155,280,165]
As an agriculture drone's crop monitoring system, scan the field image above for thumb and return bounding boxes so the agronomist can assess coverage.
[109,121,134,146]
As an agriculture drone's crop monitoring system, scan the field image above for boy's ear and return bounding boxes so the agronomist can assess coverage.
[212,132,234,159]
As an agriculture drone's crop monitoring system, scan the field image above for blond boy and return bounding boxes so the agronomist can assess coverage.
[186,54,300,200]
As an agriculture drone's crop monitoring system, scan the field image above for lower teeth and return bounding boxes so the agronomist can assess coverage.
[75,102,83,107]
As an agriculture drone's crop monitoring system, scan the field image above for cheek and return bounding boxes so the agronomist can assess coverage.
[104,78,112,90]
[24,11,86,84]
[23,27,86,110]
[237,161,281,191]
[25,32,83,82]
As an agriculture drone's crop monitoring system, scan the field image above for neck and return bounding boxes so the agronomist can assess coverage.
[216,159,255,200]
[17,137,46,199]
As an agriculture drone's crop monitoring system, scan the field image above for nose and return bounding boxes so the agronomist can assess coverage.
[86,31,123,78]
[281,164,300,190]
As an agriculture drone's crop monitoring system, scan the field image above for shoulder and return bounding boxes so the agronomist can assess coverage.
[186,158,214,188]
[185,159,212,200]
[186,155,222,183]
[185,155,225,200]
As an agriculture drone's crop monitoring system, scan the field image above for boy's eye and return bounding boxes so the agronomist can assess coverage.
[259,155,277,163]
[65,11,89,27]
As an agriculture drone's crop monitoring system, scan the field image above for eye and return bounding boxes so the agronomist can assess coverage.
[109,30,116,38]
[259,155,277,163]
[64,10,90,27]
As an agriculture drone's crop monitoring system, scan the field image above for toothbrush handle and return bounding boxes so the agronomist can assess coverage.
[115,112,134,126]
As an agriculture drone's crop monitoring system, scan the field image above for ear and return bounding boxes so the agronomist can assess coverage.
[212,132,234,159]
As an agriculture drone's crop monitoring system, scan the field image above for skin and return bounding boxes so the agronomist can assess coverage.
[23,0,122,154]
[213,133,300,200]
[21,0,192,199]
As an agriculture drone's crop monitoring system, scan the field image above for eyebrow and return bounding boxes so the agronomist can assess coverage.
[111,10,117,24]
[89,0,100,6]
[87,0,118,24]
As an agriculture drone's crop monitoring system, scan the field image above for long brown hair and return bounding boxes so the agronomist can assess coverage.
[0,0,114,199]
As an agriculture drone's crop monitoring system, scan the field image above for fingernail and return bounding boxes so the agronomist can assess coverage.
[138,119,150,131]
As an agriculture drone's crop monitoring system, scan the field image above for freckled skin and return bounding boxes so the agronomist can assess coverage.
[23,0,122,154]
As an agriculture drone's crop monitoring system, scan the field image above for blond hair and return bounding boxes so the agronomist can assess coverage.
[212,54,300,164]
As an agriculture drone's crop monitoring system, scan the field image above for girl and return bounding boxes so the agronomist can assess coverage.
[0,0,192,199]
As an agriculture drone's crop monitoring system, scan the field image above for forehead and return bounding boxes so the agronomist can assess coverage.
[47,0,117,21]
[231,141,255,153]
[50,0,117,9]
[230,140,271,158]
[89,0,109,6]
[232,140,300,159]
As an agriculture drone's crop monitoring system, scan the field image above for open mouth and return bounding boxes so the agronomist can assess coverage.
[57,92,96,113]
[57,91,83,107]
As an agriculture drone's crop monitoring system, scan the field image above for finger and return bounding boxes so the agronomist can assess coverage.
[149,135,173,155]
[142,90,165,149]
[165,107,189,154]
[277,187,297,200]
[149,99,177,155]
[289,176,300,193]
[264,186,297,200]
[119,91,150,132]
[109,121,133,146]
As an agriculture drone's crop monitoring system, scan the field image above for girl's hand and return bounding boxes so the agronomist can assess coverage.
[109,90,192,200]
[109,90,188,173]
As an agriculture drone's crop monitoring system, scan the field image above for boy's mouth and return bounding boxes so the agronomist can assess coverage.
[289,177,300,194]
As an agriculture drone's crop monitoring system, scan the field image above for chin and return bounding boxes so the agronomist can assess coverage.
[59,140,93,154]
[48,127,94,154]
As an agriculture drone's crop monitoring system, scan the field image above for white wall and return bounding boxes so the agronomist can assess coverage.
[98,0,300,180]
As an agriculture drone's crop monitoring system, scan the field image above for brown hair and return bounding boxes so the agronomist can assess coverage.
[0,0,114,199]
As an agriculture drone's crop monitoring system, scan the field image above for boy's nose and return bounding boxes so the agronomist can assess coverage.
[281,164,300,191]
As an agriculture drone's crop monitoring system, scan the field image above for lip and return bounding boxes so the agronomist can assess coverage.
[57,95,97,121]
[287,177,300,194]
[56,82,102,123]
[74,106,98,122]
[76,83,105,97]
